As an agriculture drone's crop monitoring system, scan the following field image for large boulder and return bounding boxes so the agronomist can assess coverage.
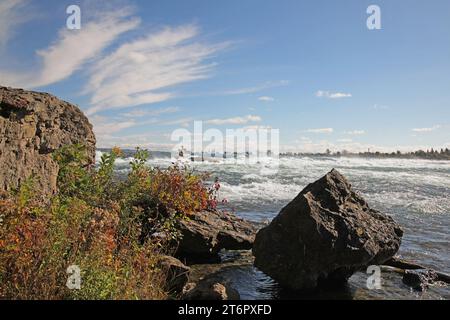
[176,210,256,262]
[253,169,403,290]
[0,87,96,196]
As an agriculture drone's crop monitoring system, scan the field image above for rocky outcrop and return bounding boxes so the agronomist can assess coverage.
[253,169,403,290]
[0,87,96,196]
[158,255,190,293]
[176,210,256,262]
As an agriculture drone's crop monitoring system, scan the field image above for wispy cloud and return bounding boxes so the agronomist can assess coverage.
[91,113,162,137]
[158,117,195,128]
[305,128,334,134]
[96,131,174,150]
[205,115,262,125]
[412,125,441,133]
[90,115,138,135]
[0,0,29,49]
[258,96,275,102]
[345,130,366,135]
[221,80,289,95]
[85,24,229,115]
[243,125,272,130]
[120,106,180,118]
[0,7,140,88]
[316,90,352,99]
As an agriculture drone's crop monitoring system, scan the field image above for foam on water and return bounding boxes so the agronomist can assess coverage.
[102,150,450,285]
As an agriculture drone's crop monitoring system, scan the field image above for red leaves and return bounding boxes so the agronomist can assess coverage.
[148,165,210,216]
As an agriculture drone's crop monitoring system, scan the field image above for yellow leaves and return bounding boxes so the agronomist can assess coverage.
[111,146,124,158]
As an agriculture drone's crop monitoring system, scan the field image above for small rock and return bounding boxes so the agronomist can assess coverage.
[402,269,439,291]
[158,255,190,293]
[181,278,240,300]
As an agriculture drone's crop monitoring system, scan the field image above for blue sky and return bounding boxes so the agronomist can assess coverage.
[1,0,449,152]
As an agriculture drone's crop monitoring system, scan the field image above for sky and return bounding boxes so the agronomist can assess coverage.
[0,0,449,153]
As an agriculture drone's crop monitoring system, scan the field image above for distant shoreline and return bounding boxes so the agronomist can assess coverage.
[280,151,450,161]
[97,148,450,161]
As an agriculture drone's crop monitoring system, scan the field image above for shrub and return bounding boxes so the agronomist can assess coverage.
[0,146,165,299]
[0,144,218,299]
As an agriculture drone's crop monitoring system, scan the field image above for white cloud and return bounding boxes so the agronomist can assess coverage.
[0,0,29,49]
[85,24,229,115]
[0,8,140,88]
[316,90,352,99]
[345,130,366,135]
[205,115,262,125]
[305,128,334,134]
[120,106,180,118]
[158,117,195,128]
[91,113,164,140]
[412,125,441,133]
[242,125,272,130]
[221,80,289,95]
[258,96,275,102]
[96,131,174,150]
[90,115,138,136]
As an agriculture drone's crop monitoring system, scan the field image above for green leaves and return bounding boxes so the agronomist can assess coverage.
[130,147,150,172]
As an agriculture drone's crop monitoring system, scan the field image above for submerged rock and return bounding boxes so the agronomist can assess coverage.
[0,87,96,196]
[253,169,403,290]
[176,210,256,262]
[182,278,240,300]
[402,269,439,291]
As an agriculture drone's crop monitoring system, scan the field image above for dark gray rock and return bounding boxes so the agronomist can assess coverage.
[402,269,439,291]
[253,169,403,290]
[176,210,256,261]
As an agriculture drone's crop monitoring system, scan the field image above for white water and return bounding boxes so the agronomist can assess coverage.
[99,150,450,294]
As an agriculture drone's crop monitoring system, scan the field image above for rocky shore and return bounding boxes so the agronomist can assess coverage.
[1,86,448,300]
[164,168,449,299]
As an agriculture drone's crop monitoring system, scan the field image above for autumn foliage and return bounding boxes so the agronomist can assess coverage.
[0,145,212,299]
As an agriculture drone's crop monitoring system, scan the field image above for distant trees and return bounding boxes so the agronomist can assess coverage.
[279,147,450,160]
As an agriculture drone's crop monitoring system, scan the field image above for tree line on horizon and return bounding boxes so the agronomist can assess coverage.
[280,148,450,160]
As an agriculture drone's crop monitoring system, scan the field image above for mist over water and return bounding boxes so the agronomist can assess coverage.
[100,151,450,299]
